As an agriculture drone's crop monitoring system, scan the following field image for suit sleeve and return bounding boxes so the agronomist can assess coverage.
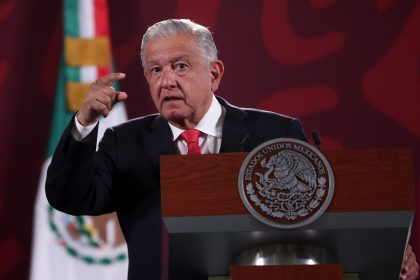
[45,119,117,216]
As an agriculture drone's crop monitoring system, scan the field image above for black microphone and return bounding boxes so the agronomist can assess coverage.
[311,131,321,150]
[240,134,251,152]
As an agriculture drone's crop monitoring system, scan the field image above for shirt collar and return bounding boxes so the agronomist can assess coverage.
[168,95,223,141]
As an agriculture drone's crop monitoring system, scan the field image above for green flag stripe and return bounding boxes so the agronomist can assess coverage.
[46,55,75,158]
[64,0,80,37]
[66,67,80,82]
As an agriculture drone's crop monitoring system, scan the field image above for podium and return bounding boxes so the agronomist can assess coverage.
[160,149,414,280]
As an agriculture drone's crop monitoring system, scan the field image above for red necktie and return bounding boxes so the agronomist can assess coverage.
[180,129,201,155]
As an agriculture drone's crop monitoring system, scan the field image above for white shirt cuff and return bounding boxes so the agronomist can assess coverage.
[71,115,98,141]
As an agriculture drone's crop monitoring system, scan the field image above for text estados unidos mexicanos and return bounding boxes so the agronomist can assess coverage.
[244,142,325,182]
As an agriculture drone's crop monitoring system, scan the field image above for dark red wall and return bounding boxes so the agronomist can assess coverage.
[0,0,419,279]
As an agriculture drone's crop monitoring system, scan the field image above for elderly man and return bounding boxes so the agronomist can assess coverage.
[46,19,418,280]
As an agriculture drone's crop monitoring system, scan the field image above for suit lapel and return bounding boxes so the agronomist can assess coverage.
[218,97,253,153]
[143,116,176,170]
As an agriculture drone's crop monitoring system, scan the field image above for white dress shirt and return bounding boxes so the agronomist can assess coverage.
[169,95,225,155]
[72,95,226,155]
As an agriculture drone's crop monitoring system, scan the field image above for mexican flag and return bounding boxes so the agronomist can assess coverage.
[29,0,128,279]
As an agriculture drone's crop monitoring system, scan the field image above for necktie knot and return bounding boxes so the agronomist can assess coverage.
[180,129,201,154]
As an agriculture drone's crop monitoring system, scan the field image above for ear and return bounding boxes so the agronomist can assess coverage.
[210,60,224,92]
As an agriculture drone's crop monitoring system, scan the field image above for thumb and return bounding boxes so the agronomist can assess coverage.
[116,92,128,102]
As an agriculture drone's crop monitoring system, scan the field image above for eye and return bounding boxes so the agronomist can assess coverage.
[150,67,162,77]
[174,63,188,73]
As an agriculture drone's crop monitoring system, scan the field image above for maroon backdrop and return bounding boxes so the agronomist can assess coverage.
[0,0,419,279]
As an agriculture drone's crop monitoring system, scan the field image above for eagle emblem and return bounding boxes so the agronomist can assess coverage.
[238,138,334,228]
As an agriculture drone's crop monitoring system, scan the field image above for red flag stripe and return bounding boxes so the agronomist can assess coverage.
[94,0,109,37]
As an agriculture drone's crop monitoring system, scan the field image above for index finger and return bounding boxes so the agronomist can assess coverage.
[98,72,126,86]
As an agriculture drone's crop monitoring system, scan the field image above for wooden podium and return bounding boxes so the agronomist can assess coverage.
[160,149,415,280]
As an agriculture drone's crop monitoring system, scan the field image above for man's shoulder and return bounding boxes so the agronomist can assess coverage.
[219,97,307,141]
[110,113,163,136]
[239,108,301,135]
[114,114,160,129]
[243,107,295,121]
[217,96,296,123]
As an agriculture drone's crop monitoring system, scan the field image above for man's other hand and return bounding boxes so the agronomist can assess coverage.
[400,244,419,280]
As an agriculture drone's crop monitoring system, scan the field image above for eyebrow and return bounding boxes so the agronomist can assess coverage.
[170,55,190,64]
[145,55,191,69]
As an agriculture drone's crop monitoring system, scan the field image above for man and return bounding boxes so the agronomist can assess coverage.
[46,19,418,280]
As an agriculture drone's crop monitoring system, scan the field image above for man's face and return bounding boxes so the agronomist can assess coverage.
[143,33,224,129]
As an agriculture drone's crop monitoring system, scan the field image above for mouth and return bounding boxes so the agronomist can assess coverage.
[163,96,184,102]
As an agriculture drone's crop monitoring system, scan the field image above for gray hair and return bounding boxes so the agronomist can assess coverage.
[140,19,218,68]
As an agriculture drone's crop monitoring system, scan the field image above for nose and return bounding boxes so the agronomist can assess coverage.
[160,67,177,89]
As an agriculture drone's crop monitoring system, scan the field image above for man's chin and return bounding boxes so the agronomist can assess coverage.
[162,111,186,122]
[161,110,193,128]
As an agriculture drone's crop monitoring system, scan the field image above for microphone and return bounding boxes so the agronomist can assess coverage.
[240,134,251,152]
[311,131,321,150]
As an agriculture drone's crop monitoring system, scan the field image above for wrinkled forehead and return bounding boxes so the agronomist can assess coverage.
[144,34,204,63]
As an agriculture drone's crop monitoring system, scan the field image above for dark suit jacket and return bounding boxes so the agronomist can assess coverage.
[46,97,307,280]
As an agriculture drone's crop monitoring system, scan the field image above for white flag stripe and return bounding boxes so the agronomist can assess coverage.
[79,0,95,38]
[80,66,97,82]
[30,159,53,280]
[30,108,129,280]
[31,159,129,280]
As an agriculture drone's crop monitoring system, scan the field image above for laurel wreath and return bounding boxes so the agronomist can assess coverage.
[48,205,127,265]
[246,176,327,220]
